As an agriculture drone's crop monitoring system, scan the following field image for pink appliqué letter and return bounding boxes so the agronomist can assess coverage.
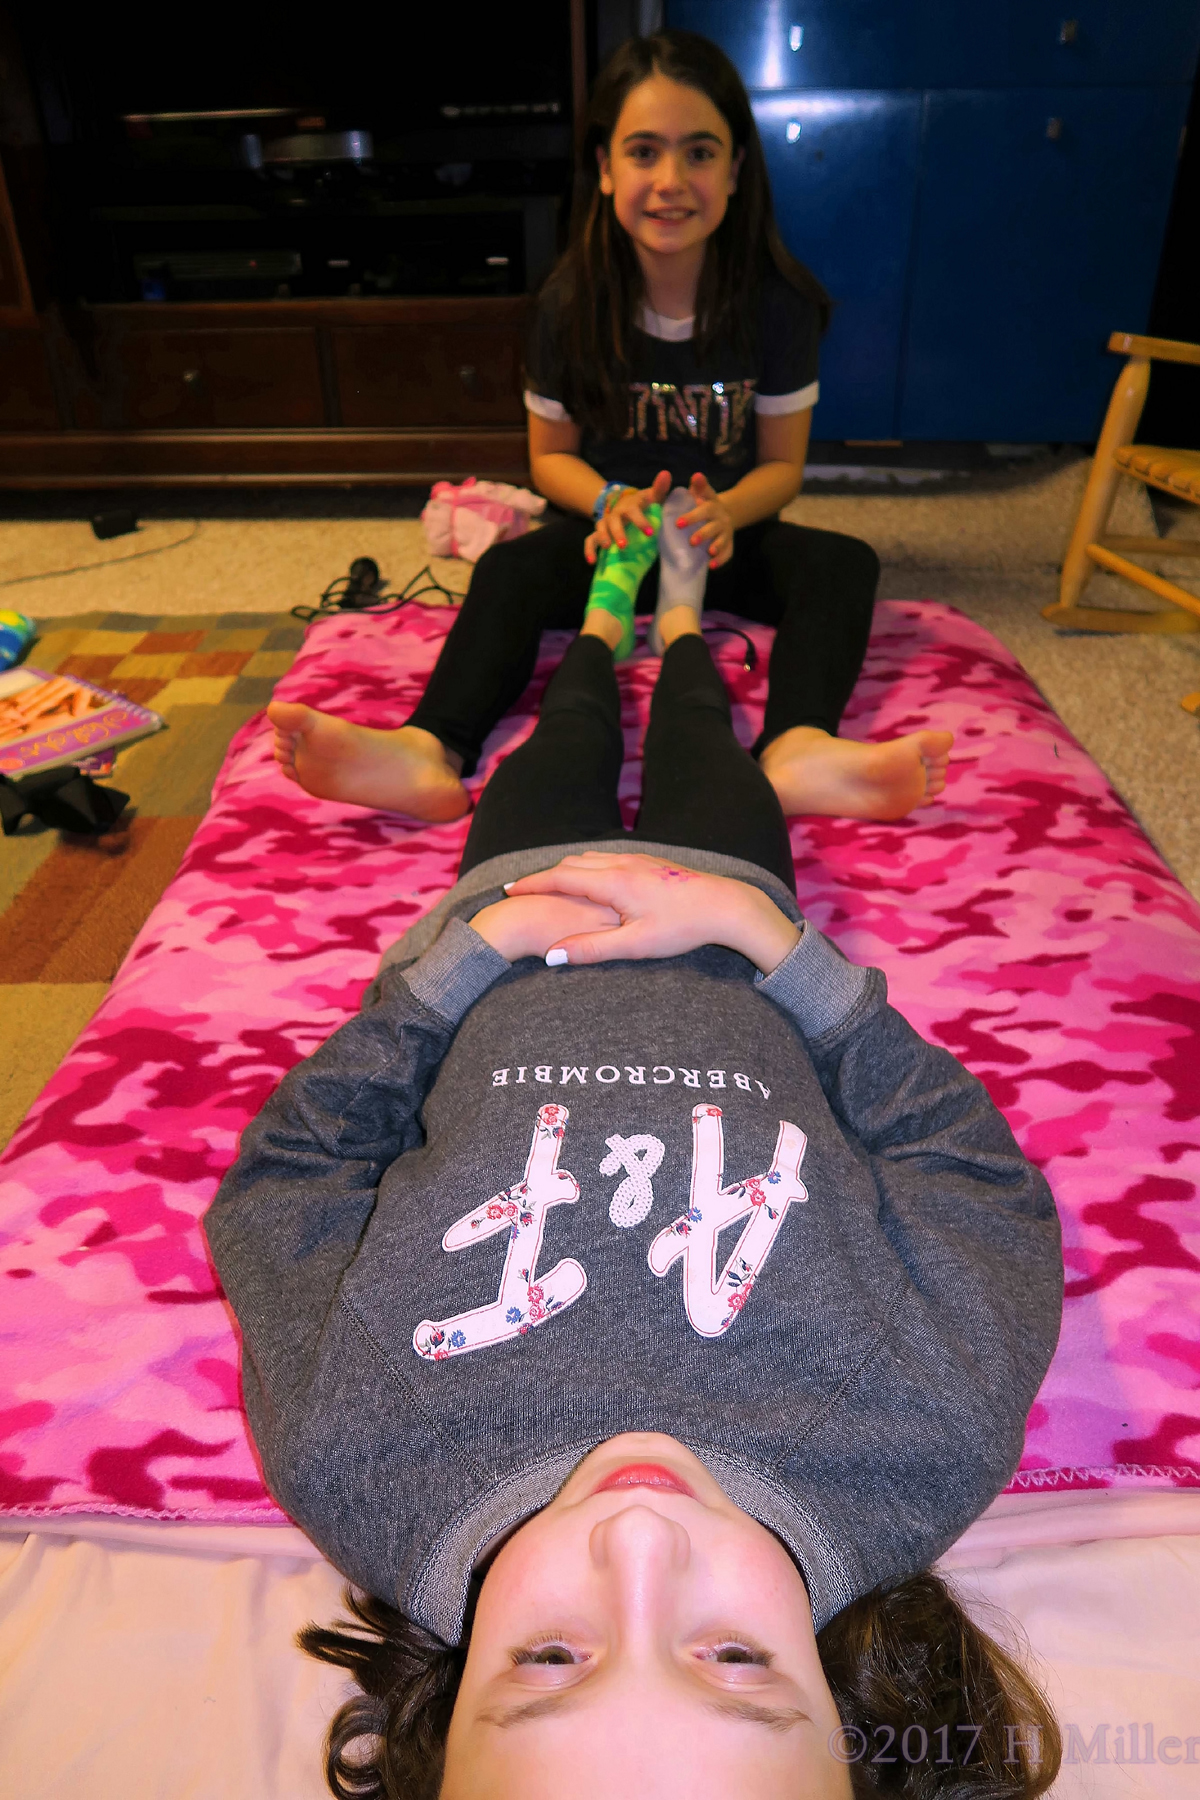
[413,1105,586,1361]
[648,1104,808,1337]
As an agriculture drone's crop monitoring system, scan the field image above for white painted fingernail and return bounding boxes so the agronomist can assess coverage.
[502,882,515,891]
[545,948,569,967]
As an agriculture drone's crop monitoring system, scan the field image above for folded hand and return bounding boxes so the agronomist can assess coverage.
[502,852,800,974]
[471,891,621,962]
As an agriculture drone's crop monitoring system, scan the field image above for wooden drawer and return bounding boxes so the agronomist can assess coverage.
[0,329,58,429]
[100,327,325,429]
[333,324,524,428]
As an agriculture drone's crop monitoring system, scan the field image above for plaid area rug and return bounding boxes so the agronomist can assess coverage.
[1,610,307,1149]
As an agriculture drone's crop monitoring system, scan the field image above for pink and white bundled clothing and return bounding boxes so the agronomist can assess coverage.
[421,478,546,562]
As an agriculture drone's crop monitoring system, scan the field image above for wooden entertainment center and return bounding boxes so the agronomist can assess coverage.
[0,0,594,488]
[0,290,530,487]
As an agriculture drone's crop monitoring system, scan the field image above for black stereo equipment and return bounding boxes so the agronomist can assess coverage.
[18,0,573,302]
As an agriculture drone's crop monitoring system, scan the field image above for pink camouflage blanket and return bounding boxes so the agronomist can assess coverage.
[2,600,1198,1522]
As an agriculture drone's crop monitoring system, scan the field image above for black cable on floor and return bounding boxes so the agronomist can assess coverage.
[292,559,466,622]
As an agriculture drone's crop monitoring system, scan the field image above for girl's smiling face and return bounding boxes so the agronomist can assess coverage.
[597,73,744,269]
[440,1433,851,1800]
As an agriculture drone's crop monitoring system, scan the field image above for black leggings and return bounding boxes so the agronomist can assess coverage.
[410,514,880,775]
[460,632,796,892]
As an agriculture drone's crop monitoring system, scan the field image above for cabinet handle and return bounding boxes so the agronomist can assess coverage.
[458,364,478,391]
[1058,19,1078,43]
[1046,117,1063,141]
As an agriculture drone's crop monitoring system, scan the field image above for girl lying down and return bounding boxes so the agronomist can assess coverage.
[205,604,1064,1800]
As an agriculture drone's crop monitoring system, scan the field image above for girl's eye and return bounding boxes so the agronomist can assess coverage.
[703,1643,772,1666]
[514,1642,585,1666]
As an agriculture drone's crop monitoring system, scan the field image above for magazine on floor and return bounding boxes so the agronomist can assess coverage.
[0,666,164,776]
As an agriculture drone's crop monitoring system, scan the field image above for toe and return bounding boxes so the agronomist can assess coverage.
[267,700,315,735]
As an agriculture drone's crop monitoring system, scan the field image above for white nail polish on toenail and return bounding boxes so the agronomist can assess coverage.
[545,948,569,967]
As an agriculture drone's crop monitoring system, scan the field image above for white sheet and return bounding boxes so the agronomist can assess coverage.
[948,1537,1200,1798]
[0,1529,347,1800]
[3,1503,1199,1797]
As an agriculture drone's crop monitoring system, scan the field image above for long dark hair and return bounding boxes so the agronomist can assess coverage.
[299,1571,1061,1799]
[298,1589,469,1800]
[543,29,831,436]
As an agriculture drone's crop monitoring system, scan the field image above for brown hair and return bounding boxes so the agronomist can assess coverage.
[299,1571,1061,1799]
[299,1589,468,1800]
[542,28,831,436]
[818,1574,1060,1798]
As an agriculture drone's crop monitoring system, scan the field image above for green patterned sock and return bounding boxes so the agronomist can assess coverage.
[584,503,662,660]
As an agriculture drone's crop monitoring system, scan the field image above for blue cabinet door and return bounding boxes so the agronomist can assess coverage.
[900,86,1191,439]
[670,0,918,90]
[755,92,921,437]
[667,1,1200,90]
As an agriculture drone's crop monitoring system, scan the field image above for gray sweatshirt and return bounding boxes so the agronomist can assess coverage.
[204,839,1062,1646]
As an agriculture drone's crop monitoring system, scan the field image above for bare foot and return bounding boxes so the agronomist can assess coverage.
[267,702,469,821]
[760,725,954,821]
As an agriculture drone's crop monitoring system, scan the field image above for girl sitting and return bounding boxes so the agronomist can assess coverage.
[207,603,1061,1799]
[267,30,953,828]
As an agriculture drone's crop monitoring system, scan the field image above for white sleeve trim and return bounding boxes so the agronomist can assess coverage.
[524,390,572,423]
[755,380,819,416]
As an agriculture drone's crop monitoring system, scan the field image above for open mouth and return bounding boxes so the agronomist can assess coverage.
[593,1462,695,1497]
[644,208,694,223]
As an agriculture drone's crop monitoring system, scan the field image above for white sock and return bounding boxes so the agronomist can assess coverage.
[649,486,709,655]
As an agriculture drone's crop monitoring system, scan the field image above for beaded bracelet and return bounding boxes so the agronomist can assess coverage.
[592,480,633,522]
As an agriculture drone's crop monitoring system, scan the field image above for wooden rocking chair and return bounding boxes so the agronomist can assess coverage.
[1043,331,1200,714]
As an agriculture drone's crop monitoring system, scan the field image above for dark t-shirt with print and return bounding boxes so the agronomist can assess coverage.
[526,268,820,493]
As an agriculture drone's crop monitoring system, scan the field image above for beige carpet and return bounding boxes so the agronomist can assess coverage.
[0,517,468,620]
[788,450,1199,577]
